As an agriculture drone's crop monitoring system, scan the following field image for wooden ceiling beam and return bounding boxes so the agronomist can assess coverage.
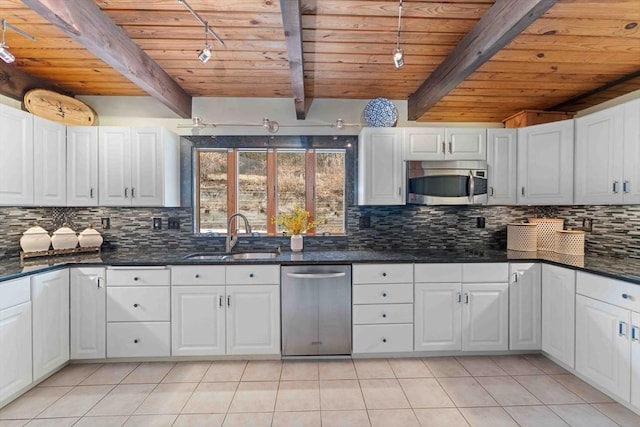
[21,0,192,118]
[0,62,72,100]
[408,0,559,121]
[280,0,308,120]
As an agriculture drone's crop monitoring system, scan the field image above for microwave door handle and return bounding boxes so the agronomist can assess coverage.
[468,170,475,203]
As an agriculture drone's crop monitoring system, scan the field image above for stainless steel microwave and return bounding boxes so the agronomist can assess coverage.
[407,160,488,205]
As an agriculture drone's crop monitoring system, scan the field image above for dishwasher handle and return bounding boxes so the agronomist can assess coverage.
[286,272,347,279]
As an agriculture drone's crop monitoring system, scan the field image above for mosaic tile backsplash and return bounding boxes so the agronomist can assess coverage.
[0,204,638,260]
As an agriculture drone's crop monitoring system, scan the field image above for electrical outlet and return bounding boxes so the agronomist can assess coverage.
[168,217,180,230]
[153,218,162,230]
[101,217,110,230]
[476,217,486,228]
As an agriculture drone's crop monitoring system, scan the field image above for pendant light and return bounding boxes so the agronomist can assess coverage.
[198,22,212,63]
[393,0,404,68]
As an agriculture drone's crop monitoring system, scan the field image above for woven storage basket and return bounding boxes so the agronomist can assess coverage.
[555,230,585,255]
[527,218,564,251]
[507,223,538,252]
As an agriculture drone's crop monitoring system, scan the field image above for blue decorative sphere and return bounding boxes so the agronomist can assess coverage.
[363,97,398,127]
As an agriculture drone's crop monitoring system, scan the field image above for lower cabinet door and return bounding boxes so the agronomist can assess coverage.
[414,283,462,351]
[353,324,413,353]
[509,263,542,350]
[226,285,280,355]
[70,268,106,359]
[542,265,576,368]
[0,302,32,405]
[172,286,225,356]
[631,312,640,409]
[107,322,170,358]
[462,283,509,351]
[575,295,631,402]
[32,270,70,381]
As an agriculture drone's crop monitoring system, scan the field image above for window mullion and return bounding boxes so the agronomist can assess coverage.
[305,149,316,236]
[267,149,277,235]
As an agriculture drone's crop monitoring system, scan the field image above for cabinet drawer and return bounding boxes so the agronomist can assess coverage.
[353,264,413,284]
[353,324,413,353]
[0,277,30,310]
[414,264,461,283]
[577,272,640,312]
[226,265,280,285]
[107,287,170,321]
[463,263,509,282]
[107,268,170,286]
[353,304,413,325]
[171,265,225,286]
[353,283,413,304]
[107,322,170,358]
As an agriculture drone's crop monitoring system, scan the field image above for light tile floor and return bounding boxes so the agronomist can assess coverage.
[1,355,639,427]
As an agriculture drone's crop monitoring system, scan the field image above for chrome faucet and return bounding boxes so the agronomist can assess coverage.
[225,213,252,253]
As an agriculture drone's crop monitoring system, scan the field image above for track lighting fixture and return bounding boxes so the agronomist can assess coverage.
[262,117,280,133]
[198,22,212,63]
[393,0,404,68]
[0,19,35,64]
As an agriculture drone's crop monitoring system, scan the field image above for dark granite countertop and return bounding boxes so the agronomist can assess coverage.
[1,248,638,285]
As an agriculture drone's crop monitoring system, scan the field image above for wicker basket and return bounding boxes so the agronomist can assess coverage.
[507,223,538,252]
[527,218,564,251]
[555,230,585,255]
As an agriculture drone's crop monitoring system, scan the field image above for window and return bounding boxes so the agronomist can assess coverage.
[195,147,346,235]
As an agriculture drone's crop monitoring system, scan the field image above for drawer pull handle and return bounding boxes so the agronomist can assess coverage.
[619,321,627,337]
[133,303,139,308]
[195,274,200,278]
[622,293,630,300]
[227,296,231,306]
[382,338,387,343]
[382,272,387,277]
[382,292,388,298]
[382,313,387,318]
[219,296,223,307]
[465,293,470,304]
[632,326,639,342]
[134,339,139,344]
[456,292,462,303]
[249,273,254,278]
[133,277,139,281]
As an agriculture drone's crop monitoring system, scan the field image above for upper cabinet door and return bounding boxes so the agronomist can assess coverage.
[33,117,67,206]
[487,129,517,205]
[623,98,640,204]
[67,127,99,206]
[358,128,405,205]
[0,105,34,206]
[446,128,486,161]
[130,128,163,206]
[402,128,445,160]
[517,120,574,205]
[99,127,131,206]
[574,105,623,205]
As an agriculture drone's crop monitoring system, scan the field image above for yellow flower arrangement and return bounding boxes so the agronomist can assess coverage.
[271,204,324,235]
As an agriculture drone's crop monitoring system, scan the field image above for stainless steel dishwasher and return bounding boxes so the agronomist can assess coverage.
[281,265,352,356]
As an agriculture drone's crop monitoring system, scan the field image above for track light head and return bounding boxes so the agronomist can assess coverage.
[393,47,404,69]
[262,117,279,133]
[198,45,211,63]
[0,44,14,63]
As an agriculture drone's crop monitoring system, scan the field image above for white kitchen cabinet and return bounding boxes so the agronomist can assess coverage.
[462,283,509,352]
[575,98,640,205]
[99,127,180,207]
[541,264,575,368]
[31,270,69,381]
[487,129,517,205]
[0,104,34,205]
[415,282,462,351]
[517,120,574,205]
[575,294,630,402]
[403,128,486,161]
[226,285,280,355]
[172,286,226,356]
[358,128,405,205]
[631,312,640,409]
[509,263,542,350]
[67,126,99,206]
[33,116,66,206]
[70,268,106,359]
[0,277,32,406]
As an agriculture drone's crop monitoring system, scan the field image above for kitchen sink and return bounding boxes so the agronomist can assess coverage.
[183,251,278,261]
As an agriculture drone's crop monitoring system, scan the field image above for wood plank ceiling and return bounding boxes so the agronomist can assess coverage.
[0,0,638,122]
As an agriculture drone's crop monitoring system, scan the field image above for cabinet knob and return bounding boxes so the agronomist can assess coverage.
[382,313,387,318]
[382,272,387,277]
[622,293,630,300]
[195,274,200,279]
[382,292,387,297]
[134,339,139,343]
[382,338,387,343]
[133,303,139,308]
[133,277,139,281]
[249,273,254,278]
